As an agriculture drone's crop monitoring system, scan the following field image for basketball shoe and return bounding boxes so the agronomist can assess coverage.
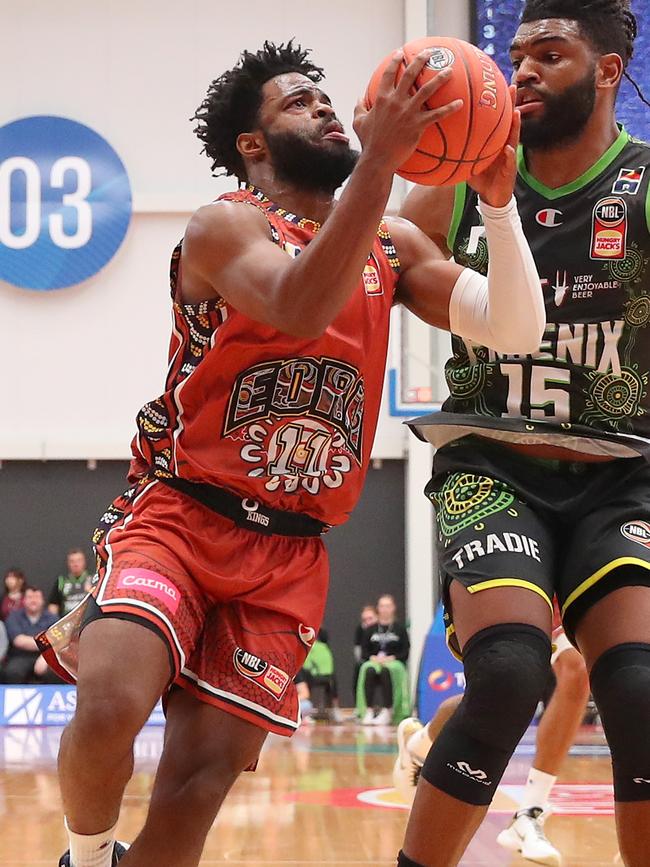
[496,807,561,866]
[58,842,129,866]
[392,717,424,802]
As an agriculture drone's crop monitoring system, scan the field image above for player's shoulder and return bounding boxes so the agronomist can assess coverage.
[186,199,271,242]
[398,184,457,241]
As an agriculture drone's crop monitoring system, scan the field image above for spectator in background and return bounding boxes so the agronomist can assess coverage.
[1,567,26,621]
[353,604,378,694]
[354,604,378,663]
[2,587,59,683]
[48,548,92,617]
[302,628,344,723]
[357,594,410,726]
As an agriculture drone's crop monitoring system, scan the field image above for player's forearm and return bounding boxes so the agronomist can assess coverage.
[449,197,545,354]
[271,154,394,338]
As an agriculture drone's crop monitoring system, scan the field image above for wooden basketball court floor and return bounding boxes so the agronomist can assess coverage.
[1,720,619,866]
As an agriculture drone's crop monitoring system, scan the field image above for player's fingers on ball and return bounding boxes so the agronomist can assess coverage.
[354,97,368,120]
[378,51,403,96]
[415,66,453,105]
[396,49,431,96]
[424,98,463,125]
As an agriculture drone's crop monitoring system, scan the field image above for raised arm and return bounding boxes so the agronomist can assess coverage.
[181,51,463,340]
[393,103,546,355]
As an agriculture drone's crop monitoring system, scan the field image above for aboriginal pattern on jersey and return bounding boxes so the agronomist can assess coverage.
[446,132,650,441]
[133,243,227,479]
[433,472,516,542]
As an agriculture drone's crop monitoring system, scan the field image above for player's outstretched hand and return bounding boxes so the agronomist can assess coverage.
[354,50,463,175]
[468,86,520,208]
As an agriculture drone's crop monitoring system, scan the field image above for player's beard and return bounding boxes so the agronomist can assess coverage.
[264,128,359,194]
[520,65,597,151]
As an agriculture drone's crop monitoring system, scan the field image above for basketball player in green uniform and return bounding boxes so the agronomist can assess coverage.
[393,2,650,865]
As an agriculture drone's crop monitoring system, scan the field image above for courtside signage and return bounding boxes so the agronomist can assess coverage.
[0,686,164,726]
[0,116,132,290]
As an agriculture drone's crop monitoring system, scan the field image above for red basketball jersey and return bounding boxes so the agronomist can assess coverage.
[130,186,400,527]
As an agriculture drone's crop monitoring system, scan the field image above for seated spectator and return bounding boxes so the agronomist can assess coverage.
[2,586,60,684]
[302,628,344,723]
[356,594,410,726]
[354,605,378,664]
[48,548,92,617]
[1,567,26,621]
[353,604,377,694]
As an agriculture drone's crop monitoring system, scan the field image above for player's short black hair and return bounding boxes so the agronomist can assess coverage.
[521,0,638,65]
[192,40,324,182]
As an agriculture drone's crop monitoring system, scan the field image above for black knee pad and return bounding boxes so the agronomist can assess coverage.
[421,623,551,806]
[590,643,650,802]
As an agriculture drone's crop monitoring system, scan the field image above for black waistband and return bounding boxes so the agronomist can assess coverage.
[160,476,330,538]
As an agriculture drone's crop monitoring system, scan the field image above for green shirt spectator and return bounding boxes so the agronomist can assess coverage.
[48,548,92,616]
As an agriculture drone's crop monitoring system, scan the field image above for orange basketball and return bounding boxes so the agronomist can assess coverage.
[365,37,513,186]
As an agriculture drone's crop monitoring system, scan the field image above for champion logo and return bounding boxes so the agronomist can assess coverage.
[536,208,563,228]
[634,777,650,784]
[298,623,316,646]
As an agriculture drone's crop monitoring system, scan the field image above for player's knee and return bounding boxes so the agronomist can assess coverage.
[590,643,650,801]
[457,623,550,750]
[420,624,550,805]
[73,685,155,747]
[554,648,589,701]
[160,751,257,812]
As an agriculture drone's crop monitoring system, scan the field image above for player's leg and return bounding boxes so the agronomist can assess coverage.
[57,617,172,865]
[571,583,650,867]
[533,644,590,787]
[372,666,393,725]
[399,583,552,867]
[119,688,267,867]
[497,640,588,865]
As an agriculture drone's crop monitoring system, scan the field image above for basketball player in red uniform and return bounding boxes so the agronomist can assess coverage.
[38,42,544,867]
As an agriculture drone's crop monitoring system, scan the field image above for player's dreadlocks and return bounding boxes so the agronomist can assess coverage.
[192,40,324,181]
[521,0,650,107]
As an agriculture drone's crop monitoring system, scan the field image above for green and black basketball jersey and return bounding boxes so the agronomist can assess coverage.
[413,129,650,460]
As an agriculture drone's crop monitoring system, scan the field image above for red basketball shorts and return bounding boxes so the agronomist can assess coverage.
[39,478,329,736]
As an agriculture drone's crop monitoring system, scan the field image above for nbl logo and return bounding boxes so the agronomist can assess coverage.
[427,47,455,71]
[591,196,627,260]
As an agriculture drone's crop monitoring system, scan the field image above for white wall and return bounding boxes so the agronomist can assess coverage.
[0,0,412,460]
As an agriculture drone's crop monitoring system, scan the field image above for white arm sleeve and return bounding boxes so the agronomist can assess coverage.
[448,196,546,354]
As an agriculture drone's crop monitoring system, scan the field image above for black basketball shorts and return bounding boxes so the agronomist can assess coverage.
[427,438,650,658]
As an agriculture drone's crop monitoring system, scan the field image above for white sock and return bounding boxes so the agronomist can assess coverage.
[66,818,117,867]
[407,725,433,763]
[520,767,557,811]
